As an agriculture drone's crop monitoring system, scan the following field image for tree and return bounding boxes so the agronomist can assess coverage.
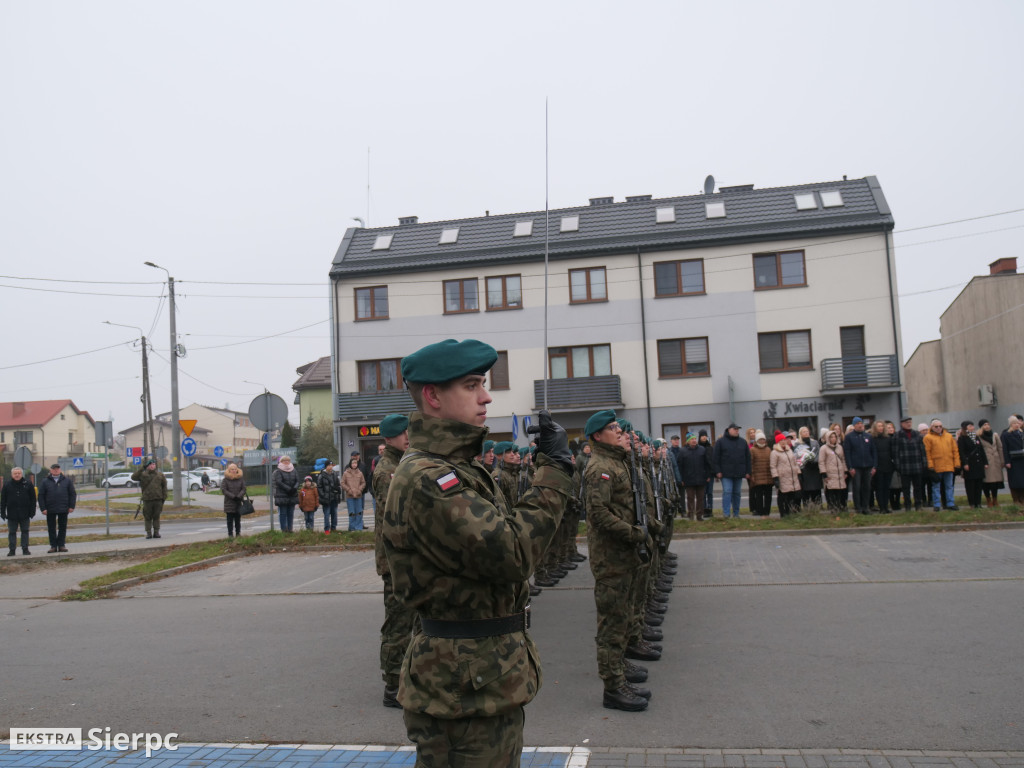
[298,415,337,466]
[280,420,297,448]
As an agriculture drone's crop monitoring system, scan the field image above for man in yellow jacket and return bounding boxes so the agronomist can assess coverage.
[923,419,960,511]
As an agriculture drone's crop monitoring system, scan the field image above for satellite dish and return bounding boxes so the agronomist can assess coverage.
[703,175,715,195]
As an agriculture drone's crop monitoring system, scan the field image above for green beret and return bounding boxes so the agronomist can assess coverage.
[617,418,633,433]
[584,409,617,437]
[483,440,495,453]
[501,442,518,455]
[401,339,498,384]
[379,413,409,438]
[519,446,530,458]
[654,438,665,448]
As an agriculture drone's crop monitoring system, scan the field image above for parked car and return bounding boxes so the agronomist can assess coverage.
[101,472,137,488]
[192,468,223,488]
[163,472,203,492]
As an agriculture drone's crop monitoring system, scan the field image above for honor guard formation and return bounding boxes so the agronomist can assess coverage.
[371,338,681,767]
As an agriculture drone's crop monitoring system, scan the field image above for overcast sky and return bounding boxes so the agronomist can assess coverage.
[2,0,1022,438]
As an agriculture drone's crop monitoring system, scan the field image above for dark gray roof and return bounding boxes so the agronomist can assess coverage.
[293,356,332,391]
[330,176,894,279]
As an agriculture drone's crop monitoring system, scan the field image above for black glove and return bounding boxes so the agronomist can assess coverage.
[773,478,780,489]
[527,410,573,474]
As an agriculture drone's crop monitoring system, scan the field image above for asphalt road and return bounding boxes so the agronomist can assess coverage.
[2,529,1022,750]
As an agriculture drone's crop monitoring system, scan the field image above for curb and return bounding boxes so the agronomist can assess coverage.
[672,519,1024,539]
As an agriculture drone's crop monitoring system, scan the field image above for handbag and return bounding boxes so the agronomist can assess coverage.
[239,494,256,516]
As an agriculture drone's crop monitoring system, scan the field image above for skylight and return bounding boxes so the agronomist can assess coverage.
[794,193,817,211]
[439,227,459,244]
[561,215,580,232]
[656,206,675,224]
[705,202,726,219]
[820,190,844,208]
[372,234,394,250]
[513,220,533,237]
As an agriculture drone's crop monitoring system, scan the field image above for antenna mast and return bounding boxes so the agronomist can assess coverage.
[542,99,550,412]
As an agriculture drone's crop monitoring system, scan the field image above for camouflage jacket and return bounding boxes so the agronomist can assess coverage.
[496,464,520,507]
[131,467,167,502]
[585,440,643,577]
[382,412,571,719]
[372,444,403,576]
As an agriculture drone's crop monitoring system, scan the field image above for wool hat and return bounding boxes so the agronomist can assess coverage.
[584,409,617,437]
[978,419,990,428]
[961,420,973,430]
[698,429,708,438]
[685,432,697,442]
[775,433,790,445]
[379,413,410,438]
[401,339,498,383]
[304,475,313,482]
[852,417,864,425]
[755,430,767,443]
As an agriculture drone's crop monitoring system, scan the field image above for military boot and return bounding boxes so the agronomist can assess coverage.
[603,685,648,712]
[625,643,661,662]
[644,612,663,626]
[647,601,667,614]
[6,549,13,557]
[642,626,663,642]
[560,561,578,570]
[529,583,542,596]
[624,660,648,683]
[22,548,30,555]
[626,682,652,700]
[650,592,669,604]
[570,553,587,562]
[535,576,558,587]
[383,686,401,709]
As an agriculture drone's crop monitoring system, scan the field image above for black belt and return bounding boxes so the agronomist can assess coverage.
[419,608,530,639]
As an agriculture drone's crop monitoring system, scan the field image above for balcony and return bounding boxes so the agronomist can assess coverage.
[533,375,623,412]
[820,355,901,393]
[336,390,416,423]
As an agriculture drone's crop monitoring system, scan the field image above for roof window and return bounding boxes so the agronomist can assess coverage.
[705,202,726,219]
[561,215,580,233]
[372,234,394,250]
[513,220,534,237]
[794,193,817,211]
[820,190,844,208]
[439,227,459,244]
[656,206,675,224]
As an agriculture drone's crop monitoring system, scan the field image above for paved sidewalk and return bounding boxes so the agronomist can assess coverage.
[2,744,1023,768]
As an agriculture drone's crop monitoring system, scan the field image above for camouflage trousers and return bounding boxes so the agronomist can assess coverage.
[380,572,417,688]
[628,559,651,646]
[593,572,634,690]
[404,706,525,768]
[141,500,163,535]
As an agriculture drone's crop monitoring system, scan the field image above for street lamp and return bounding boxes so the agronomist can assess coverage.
[145,261,182,507]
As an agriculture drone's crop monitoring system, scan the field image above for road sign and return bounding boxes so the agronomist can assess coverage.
[221,459,228,467]
[127,447,145,457]
[261,433,269,450]
[14,446,31,469]
[179,419,198,437]
[214,445,224,458]
[248,392,288,433]
[523,415,532,436]
[132,456,143,466]
[86,452,107,459]
[181,438,197,457]
[72,457,85,468]
[512,412,519,440]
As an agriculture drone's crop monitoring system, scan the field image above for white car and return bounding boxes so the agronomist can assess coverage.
[163,472,203,492]
[101,472,137,488]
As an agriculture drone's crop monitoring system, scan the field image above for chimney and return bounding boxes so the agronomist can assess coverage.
[625,195,652,202]
[398,216,418,226]
[719,184,755,194]
[989,257,1017,276]
[13,402,25,417]
[589,197,614,206]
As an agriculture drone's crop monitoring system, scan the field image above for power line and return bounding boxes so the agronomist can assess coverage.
[0,341,134,370]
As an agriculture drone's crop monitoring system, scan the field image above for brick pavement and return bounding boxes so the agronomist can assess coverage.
[1,744,1022,767]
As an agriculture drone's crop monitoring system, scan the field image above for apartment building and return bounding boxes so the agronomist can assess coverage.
[329,176,903,459]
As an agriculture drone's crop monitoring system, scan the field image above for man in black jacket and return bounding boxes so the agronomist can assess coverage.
[843,418,877,514]
[38,464,77,553]
[711,424,751,518]
[676,434,712,520]
[2,467,36,555]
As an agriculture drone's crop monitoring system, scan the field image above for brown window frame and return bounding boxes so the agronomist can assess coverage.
[443,278,480,315]
[568,267,608,304]
[490,351,510,390]
[354,285,389,321]
[653,259,706,297]
[485,274,523,311]
[357,358,404,393]
[548,343,612,379]
[656,337,710,378]
[752,250,807,291]
[757,330,813,372]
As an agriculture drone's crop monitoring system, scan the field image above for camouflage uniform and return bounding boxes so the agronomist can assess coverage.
[383,412,571,766]
[372,443,417,695]
[131,465,167,537]
[497,463,520,507]
[584,439,646,691]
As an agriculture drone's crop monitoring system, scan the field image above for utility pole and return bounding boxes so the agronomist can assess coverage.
[145,262,182,506]
[104,320,156,465]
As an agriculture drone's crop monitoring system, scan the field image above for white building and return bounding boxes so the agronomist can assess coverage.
[329,176,903,460]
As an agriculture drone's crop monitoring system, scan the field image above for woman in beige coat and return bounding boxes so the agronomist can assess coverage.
[819,431,848,512]
[977,419,1005,506]
[341,457,367,530]
[770,434,802,517]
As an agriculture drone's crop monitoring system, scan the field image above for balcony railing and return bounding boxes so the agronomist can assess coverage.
[336,390,415,422]
[533,375,623,411]
[820,355,900,391]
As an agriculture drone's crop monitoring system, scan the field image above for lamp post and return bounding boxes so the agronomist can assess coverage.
[144,261,182,506]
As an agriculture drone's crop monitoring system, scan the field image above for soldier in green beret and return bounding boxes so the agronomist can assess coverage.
[496,442,521,507]
[481,440,496,473]
[372,413,414,709]
[583,409,652,712]
[381,339,574,766]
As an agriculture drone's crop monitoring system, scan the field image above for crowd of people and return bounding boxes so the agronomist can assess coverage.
[662,415,1024,518]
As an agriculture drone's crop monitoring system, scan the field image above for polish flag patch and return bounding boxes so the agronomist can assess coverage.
[437,472,460,491]
[600,473,611,480]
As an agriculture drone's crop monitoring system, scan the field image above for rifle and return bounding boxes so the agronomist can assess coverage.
[626,432,650,563]
[649,449,664,524]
